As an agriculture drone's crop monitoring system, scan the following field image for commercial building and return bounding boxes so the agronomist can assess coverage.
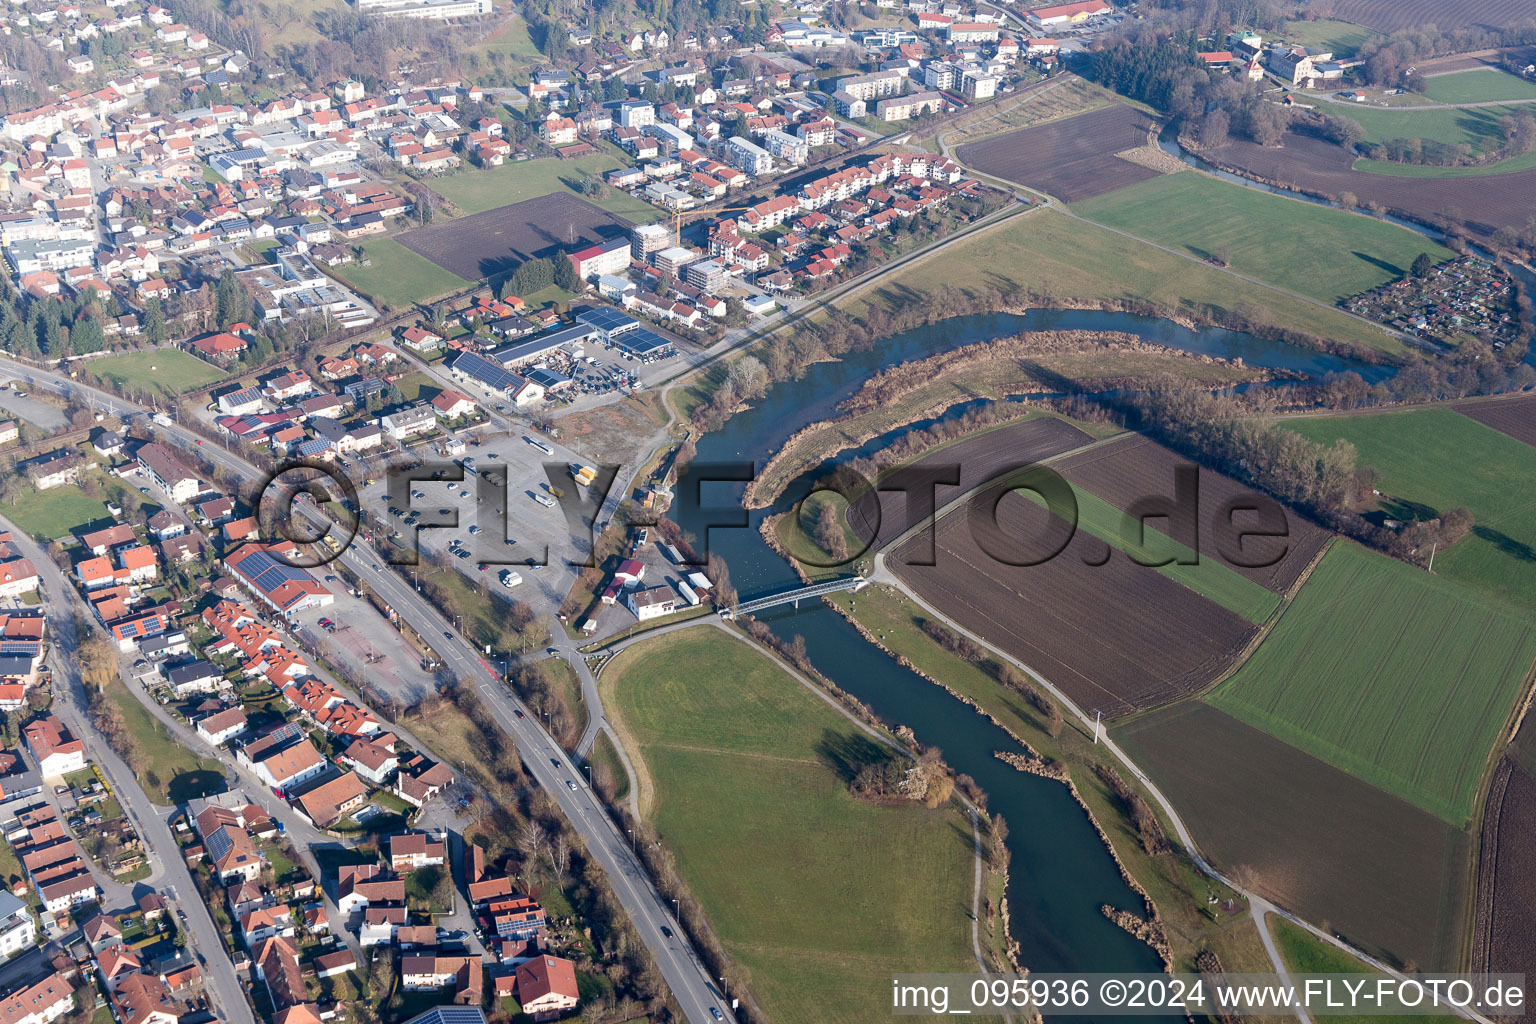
[136,443,204,503]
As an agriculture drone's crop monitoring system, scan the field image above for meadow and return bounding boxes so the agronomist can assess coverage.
[1208,541,1536,824]
[1346,101,1535,155]
[1277,17,1380,55]
[1072,172,1454,305]
[329,238,470,309]
[3,485,116,540]
[428,152,663,223]
[1284,407,1536,615]
[89,350,226,397]
[1421,68,1536,104]
[847,208,1408,356]
[600,629,976,1024]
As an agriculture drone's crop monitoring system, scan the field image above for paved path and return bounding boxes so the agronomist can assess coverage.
[0,353,735,1024]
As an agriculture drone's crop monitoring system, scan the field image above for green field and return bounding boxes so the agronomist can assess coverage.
[1209,541,1536,824]
[428,153,664,223]
[1269,917,1460,1024]
[3,486,114,540]
[850,208,1408,356]
[1072,173,1454,305]
[468,15,544,68]
[1347,102,1534,154]
[1353,147,1536,177]
[90,350,226,398]
[1285,408,1536,615]
[602,629,975,1024]
[330,238,469,309]
[1278,18,1380,56]
[1422,68,1536,104]
[102,677,226,804]
[1041,485,1282,624]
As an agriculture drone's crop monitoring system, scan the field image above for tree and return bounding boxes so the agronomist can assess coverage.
[144,298,167,343]
[215,270,243,327]
[1197,109,1229,148]
[1411,252,1434,278]
[553,250,579,292]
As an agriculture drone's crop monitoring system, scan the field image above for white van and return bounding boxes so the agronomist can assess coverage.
[501,570,524,588]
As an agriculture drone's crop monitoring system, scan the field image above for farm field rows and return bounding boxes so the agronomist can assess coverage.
[1055,435,1332,594]
[1208,540,1536,824]
[892,487,1259,717]
[1072,172,1455,305]
[1116,700,1469,970]
[599,629,976,1024]
[1471,759,1536,1001]
[956,104,1164,201]
[1455,393,1536,447]
[1327,0,1536,31]
[397,192,636,281]
[847,208,1408,356]
[1200,130,1536,238]
[1284,407,1536,614]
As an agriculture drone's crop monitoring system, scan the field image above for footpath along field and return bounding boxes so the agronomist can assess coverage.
[600,629,975,1024]
[1208,541,1536,825]
[1284,407,1536,614]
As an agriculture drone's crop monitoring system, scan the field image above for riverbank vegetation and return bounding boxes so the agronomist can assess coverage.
[747,330,1276,508]
[598,628,981,1024]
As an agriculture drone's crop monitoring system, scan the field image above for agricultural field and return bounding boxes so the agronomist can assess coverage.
[1056,435,1332,594]
[1277,17,1380,56]
[1455,393,1536,447]
[1422,68,1536,104]
[1284,407,1536,614]
[329,237,469,309]
[427,152,661,222]
[1327,0,1536,32]
[1269,917,1462,1023]
[1471,759,1536,1000]
[956,104,1165,201]
[87,350,226,398]
[397,193,636,281]
[917,74,1118,149]
[600,629,976,1024]
[1208,540,1536,824]
[1346,102,1536,156]
[466,14,544,70]
[1072,173,1454,305]
[1116,700,1469,970]
[892,485,1259,717]
[847,208,1409,356]
[1200,130,1536,237]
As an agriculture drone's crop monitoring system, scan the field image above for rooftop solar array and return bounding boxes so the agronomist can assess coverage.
[0,641,40,657]
[453,350,525,393]
[235,549,317,595]
[615,328,673,356]
[403,1007,487,1024]
[575,307,640,337]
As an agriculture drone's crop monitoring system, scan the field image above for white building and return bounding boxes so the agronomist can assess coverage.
[626,586,680,621]
[0,892,36,958]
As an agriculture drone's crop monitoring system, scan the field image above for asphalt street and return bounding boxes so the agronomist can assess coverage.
[0,354,732,1024]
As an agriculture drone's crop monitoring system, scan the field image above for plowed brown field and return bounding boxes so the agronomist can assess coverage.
[842,416,1096,551]
[957,105,1165,201]
[1118,701,1470,970]
[1471,759,1536,1007]
[1324,0,1536,32]
[1055,435,1332,593]
[891,477,1257,717]
[398,192,633,281]
[1455,393,1536,448]
[1204,130,1536,241]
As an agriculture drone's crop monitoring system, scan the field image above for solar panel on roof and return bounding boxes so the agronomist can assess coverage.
[454,351,523,393]
[617,329,672,355]
[0,641,39,656]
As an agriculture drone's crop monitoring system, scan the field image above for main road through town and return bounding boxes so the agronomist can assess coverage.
[0,354,734,1024]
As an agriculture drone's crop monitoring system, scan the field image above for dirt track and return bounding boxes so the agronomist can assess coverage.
[958,105,1165,201]
[1202,130,1536,241]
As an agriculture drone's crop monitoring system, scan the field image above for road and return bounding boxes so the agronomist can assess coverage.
[0,354,733,1024]
[0,524,256,1024]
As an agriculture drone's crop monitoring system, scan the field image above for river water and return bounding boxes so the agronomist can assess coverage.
[670,309,1389,987]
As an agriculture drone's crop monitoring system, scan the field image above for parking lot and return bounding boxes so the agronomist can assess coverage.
[356,428,608,618]
[289,583,433,705]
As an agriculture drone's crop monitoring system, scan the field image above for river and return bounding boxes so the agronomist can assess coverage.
[670,309,1390,992]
